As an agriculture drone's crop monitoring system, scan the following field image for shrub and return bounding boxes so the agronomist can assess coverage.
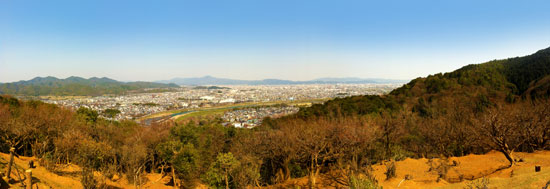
[391,145,412,161]
[80,168,97,189]
[385,161,396,180]
[427,159,451,182]
[349,174,382,189]
[464,177,489,189]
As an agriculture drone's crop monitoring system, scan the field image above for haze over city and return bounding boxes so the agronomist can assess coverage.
[2,0,550,82]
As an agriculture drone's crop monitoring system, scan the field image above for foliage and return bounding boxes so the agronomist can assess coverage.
[77,107,99,123]
[81,168,98,189]
[294,95,400,118]
[349,174,382,189]
[384,162,396,180]
[102,108,121,118]
[464,177,490,189]
[204,152,240,188]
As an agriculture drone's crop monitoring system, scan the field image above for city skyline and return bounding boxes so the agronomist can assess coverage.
[2,0,550,82]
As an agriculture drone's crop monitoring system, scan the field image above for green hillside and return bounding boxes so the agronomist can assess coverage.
[295,46,550,119]
[0,76,179,96]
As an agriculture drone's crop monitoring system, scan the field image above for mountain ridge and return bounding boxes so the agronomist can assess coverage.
[157,76,407,85]
[0,76,179,96]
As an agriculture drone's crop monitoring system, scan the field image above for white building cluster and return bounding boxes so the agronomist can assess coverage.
[221,106,300,128]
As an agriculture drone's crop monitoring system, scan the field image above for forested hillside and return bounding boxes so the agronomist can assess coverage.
[0,76,179,96]
[297,46,550,119]
[263,46,550,186]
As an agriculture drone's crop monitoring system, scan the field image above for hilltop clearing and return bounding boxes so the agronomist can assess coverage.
[270,151,550,189]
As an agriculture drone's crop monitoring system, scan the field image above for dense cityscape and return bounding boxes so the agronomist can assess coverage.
[39,84,400,121]
[221,106,300,128]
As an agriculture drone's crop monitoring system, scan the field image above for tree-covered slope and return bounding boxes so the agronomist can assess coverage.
[296,46,550,118]
[0,76,179,96]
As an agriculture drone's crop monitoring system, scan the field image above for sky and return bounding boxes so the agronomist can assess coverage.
[1,0,550,83]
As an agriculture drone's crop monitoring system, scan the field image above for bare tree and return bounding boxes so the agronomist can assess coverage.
[478,105,524,167]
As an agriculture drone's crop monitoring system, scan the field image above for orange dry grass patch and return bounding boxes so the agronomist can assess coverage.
[0,153,82,188]
[267,150,550,189]
[0,153,174,188]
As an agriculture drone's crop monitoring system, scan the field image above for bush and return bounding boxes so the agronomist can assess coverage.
[80,168,97,189]
[289,163,307,178]
[385,161,396,180]
[349,174,382,189]
[427,159,451,182]
[464,177,489,189]
[39,155,61,174]
[390,145,412,161]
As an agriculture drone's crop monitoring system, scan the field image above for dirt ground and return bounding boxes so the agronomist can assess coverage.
[269,150,550,189]
[2,150,550,188]
[0,153,173,189]
[370,150,550,188]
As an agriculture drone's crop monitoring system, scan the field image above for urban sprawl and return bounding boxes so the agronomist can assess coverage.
[41,84,400,127]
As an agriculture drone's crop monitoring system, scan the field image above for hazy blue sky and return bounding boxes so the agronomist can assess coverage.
[1,0,550,82]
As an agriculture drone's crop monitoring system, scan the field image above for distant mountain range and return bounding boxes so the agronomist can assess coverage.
[157,76,407,85]
[0,76,178,96]
[0,76,407,96]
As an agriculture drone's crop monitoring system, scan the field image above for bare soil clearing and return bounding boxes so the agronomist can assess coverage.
[268,150,550,189]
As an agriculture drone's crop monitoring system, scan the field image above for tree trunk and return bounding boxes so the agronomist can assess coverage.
[151,156,156,174]
[4,147,15,180]
[172,165,177,188]
[309,173,316,189]
[26,169,32,189]
[501,149,515,167]
[225,172,229,189]
[283,159,291,181]
[309,155,318,188]
[385,122,391,159]
[160,163,165,176]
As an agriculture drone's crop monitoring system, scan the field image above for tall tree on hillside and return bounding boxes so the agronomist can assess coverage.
[205,152,240,189]
[250,129,298,183]
[121,132,150,187]
[376,112,406,159]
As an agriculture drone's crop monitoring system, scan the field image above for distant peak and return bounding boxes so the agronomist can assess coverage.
[67,76,85,79]
[30,76,58,81]
[88,77,117,83]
